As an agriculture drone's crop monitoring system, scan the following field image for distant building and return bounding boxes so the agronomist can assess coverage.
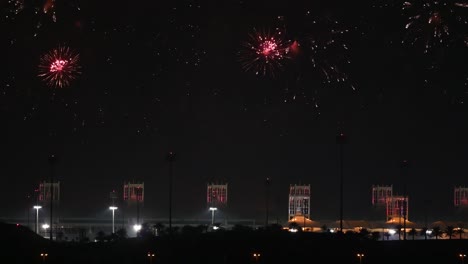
[454,186,468,207]
[288,184,310,220]
[207,182,228,208]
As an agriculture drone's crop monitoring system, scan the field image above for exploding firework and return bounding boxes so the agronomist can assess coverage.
[305,17,353,86]
[402,0,468,53]
[238,28,292,77]
[38,46,81,88]
[2,0,24,21]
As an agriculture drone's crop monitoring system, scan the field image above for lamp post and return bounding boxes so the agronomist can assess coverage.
[460,254,466,264]
[209,207,217,226]
[357,253,364,264]
[401,159,408,241]
[48,154,57,241]
[109,206,118,233]
[33,205,42,234]
[253,253,261,263]
[40,253,48,263]
[336,132,347,234]
[265,177,270,227]
[147,252,155,264]
[42,224,50,239]
[167,151,175,236]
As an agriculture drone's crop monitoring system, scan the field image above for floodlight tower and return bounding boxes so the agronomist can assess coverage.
[336,132,347,234]
[48,154,56,241]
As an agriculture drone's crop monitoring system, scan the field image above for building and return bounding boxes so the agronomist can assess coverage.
[288,184,310,220]
[207,182,228,208]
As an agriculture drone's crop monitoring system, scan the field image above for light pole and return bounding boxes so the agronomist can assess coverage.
[460,254,466,264]
[336,132,347,234]
[42,223,50,238]
[265,177,270,227]
[167,151,175,236]
[209,207,217,226]
[253,253,261,263]
[357,253,364,264]
[109,206,118,233]
[40,253,48,263]
[401,159,408,241]
[48,154,56,241]
[147,252,155,264]
[33,205,42,234]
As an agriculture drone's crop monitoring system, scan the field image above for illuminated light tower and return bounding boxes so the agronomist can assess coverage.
[357,253,364,264]
[167,151,176,236]
[109,206,118,233]
[265,177,270,227]
[460,254,466,264]
[401,160,409,241]
[209,207,217,225]
[48,154,57,241]
[33,205,42,234]
[253,253,261,263]
[336,132,347,234]
[147,252,155,264]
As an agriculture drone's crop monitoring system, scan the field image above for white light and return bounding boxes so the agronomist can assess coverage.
[388,229,396,235]
[209,207,217,211]
[133,224,142,231]
[33,205,42,209]
[426,230,432,235]
[109,206,118,210]
[289,228,298,233]
[213,226,219,230]
[42,224,50,229]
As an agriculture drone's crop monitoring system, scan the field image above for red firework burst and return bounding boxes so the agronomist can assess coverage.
[38,46,81,88]
[238,28,292,77]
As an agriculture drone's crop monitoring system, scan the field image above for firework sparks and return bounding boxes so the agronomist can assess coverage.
[38,46,81,88]
[402,0,468,53]
[238,28,292,77]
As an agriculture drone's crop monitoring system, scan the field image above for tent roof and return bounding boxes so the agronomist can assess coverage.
[288,215,322,228]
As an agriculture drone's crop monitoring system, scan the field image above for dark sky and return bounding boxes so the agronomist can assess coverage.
[0,0,467,223]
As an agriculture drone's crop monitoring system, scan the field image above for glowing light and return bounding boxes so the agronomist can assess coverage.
[38,46,81,88]
[402,0,468,53]
[238,28,292,77]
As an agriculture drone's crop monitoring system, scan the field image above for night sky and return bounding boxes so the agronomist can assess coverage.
[1,0,467,223]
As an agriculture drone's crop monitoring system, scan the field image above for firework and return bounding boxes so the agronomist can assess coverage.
[402,0,468,53]
[238,28,292,77]
[38,46,81,88]
[3,0,24,21]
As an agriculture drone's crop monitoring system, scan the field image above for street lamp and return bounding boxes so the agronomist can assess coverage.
[357,253,364,264]
[460,254,466,264]
[33,205,42,234]
[40,253,48,263]
[209,207,217,226]
[133,224,142,233]
[109,206,118,233]
[42,223,50,238]
[253,253,261,263]
[147,252,155,264]
[336,132,347,234]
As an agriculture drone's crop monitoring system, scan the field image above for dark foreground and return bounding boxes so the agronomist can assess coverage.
[3,223,468,264]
